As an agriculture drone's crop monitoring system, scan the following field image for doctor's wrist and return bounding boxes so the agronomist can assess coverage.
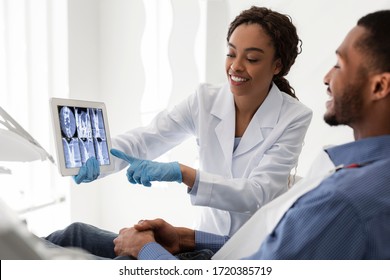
[179,164,196,188]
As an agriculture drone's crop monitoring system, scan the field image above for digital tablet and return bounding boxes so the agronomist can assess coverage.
[50,98,114,176]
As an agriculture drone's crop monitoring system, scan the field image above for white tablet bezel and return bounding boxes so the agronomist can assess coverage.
[50,98,114,176]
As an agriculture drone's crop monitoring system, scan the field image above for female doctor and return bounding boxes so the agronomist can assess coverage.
[73,6,312,237]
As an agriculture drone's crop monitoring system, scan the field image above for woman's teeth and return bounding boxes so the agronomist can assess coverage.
[231,75,248,82]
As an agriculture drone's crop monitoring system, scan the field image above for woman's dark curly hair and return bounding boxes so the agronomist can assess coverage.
[227,6,302,99]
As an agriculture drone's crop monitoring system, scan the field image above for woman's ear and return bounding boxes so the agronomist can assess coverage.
[371,72,390,100]
[273,58,282,76]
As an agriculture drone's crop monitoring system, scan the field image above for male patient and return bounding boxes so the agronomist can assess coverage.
[111,10,390,260]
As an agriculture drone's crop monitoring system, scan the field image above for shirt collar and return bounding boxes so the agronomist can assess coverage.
[325,135,390,167]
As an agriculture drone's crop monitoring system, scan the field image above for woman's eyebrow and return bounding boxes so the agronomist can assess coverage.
[228,42,265,53]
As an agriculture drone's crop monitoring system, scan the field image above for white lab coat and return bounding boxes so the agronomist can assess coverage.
[110,83,312,236]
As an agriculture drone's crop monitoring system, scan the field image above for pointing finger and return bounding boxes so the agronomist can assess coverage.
[110,148,137,164]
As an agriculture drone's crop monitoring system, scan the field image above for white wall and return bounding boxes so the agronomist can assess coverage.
[66,0,390,232]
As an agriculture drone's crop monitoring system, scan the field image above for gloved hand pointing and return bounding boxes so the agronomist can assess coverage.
[73,156,100,184]
[110,148,182,187]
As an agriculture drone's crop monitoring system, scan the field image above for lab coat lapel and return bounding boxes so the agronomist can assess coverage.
[212,86,235,172]
[233,85,283,157]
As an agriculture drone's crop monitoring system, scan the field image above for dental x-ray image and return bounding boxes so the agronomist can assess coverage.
[58,106,110,168]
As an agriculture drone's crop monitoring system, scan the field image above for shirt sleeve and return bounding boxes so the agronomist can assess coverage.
[138,242,178,260]
[137,230,229,260]
[195,230,229,253]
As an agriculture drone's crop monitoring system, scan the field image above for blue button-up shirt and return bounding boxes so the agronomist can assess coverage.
[139,135,390,260]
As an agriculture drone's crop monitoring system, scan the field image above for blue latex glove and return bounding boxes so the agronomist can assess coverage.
[110,148,182,187]
[73,157,100,184]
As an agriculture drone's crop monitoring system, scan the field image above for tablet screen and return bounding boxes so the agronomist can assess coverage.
[50,98,114,176]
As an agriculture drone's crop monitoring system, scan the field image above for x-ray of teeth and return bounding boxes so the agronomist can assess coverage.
[58,105,110,168]
[90,108,106,140]
[59,106,76,138]
[94,138,110,165]
[62,137,82,168]
[79,138,96,164]
[75,108,92,139]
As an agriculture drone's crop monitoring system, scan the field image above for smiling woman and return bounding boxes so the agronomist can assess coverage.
[226,24,280,101]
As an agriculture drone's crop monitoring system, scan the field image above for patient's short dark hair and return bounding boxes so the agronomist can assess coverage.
[357,10,390,73]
